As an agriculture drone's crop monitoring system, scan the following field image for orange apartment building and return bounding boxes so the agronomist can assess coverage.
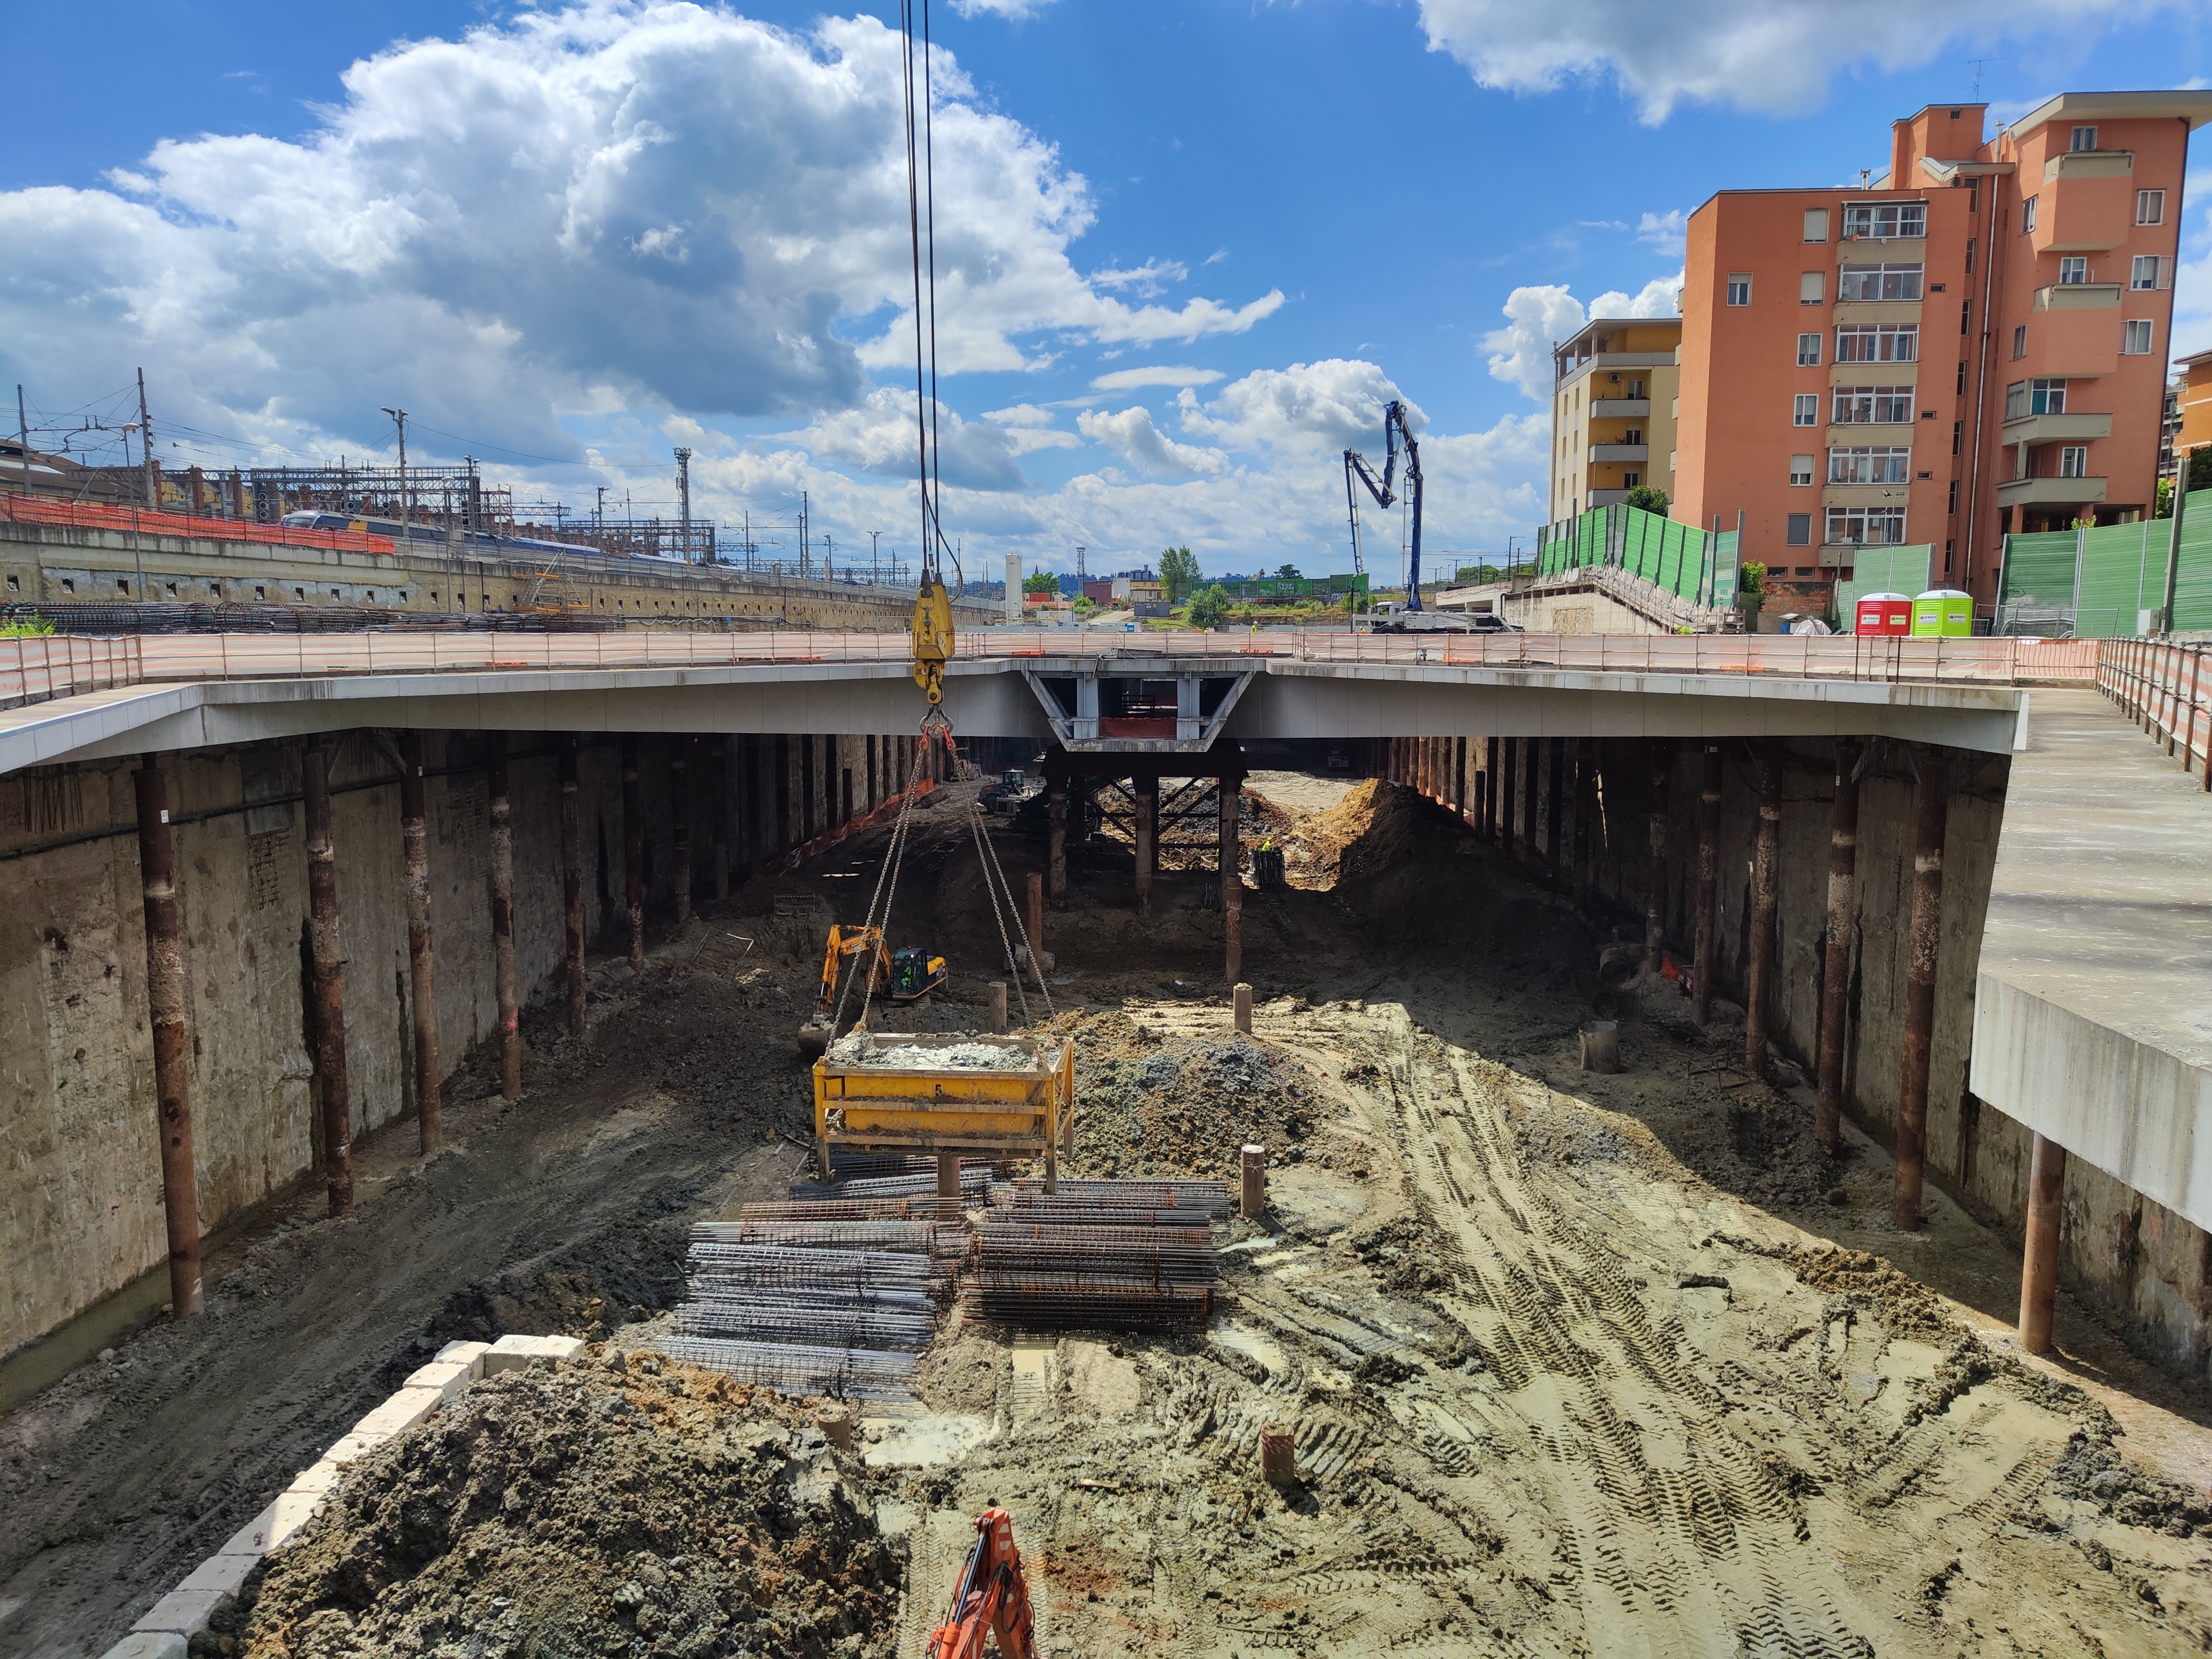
[2176,347,2212,475]
[1674,92,2211,612]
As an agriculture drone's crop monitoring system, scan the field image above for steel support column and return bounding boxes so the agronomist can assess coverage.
[1692,743,1722,1026]
[134,758,204,1317]
[399,731,443,1154]
[1745,741,1782,1082]
[2018,1134,2067,1354]
[561,739,586,1038]
[623,736,645,970]
[1893,752,1950,1230]
[489,736,522,1101]
[303,742,353,1216]
[1814,739,1860,1151]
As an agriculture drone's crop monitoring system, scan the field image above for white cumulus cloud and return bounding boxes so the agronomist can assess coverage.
[1482,286,1588,402]
[0,3,1280,459]
[950,0,1057,16]
[1090,365,1224,392]
[1413,0,2182,123]
[1636,210,1687,257]
[1179,360,1418,452]
[1590,273,1685,319]
[1077,407,1230,475]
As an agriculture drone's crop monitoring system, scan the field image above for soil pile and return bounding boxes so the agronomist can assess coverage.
[228,1354,900,1659]
[1070,1015,1333,1177]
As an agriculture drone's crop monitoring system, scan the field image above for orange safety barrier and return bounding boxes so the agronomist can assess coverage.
[2,491,397,556]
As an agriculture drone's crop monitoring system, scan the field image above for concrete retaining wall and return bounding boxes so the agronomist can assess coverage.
[0,726,937,1358]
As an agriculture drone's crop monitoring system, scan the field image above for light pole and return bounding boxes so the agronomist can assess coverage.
[674,447,693,563]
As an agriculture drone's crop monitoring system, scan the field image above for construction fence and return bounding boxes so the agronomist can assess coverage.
[1536,503,1741,609]
[1997,515,2212,638]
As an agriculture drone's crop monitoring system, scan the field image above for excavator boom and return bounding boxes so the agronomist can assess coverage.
[925,1508,1036,1659]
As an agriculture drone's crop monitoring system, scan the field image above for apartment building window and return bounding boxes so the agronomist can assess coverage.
[1804,208,1830,242]
[2059,446,2088,479]
[2058,256,2088,285]
[1827,506,1908,545]
[1947,478,1959,512]
[1790,455,1816,485]
[1952,420,1964,455]
[1839,262,1924,301]
[1786,513,1813,545]
[2012,324,2028,359]
[1842,201,1926,240]
[1801,271,1825,304]
[2138,189,2166,226]
[2021,194,2038,234]
[1727,274,1752,306]
[2003,377,2066,418]
[1836,323,1918,362]
[1623,471,1642,487]
[1797,333,1822,366]
[1829,446,1912,484]
[1833,386,1914,424]
[1669,450,1677,472]
[1965,237,1975,273]
[2132,255,2167,291]
[2070,125,2098,152]
[1957,361,1968,395]
[1792,393,1819,426]
[2123,319,2155,355]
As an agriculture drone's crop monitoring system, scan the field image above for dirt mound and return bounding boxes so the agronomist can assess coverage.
[1275,775,1389,887]
[228,1354,900,1658]
[1071,1016,1333,1177]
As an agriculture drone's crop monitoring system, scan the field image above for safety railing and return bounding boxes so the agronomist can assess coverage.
[1,624,2102,714]
[2098,638,2211,788]
[2,491,400,556]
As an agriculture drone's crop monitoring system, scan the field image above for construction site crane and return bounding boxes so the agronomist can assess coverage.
[926,1507,1037,1659]
[1343,398,1425,614]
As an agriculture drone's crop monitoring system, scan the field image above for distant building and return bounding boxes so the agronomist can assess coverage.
[1673,92,2212,611]
[2175,347,2212,477]
[1549,316,1683,521]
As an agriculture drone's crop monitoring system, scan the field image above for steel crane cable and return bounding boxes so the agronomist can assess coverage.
[969,801,1055,1021]
[967,804,1031,1028]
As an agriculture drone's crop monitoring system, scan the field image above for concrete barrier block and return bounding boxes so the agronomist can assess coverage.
[434,1339,492,1378]
[403,1358,475,1401]
[320,1430,390,1467]
[214,1503,279,1560]
[285,1458,346,1497]
[265,1489,322,1551]
[481,1334,584,1374]
[352,1386,444,1439]
[131,1588,229,1635]
[100,1634,187,1659]
[100,1635,188,1659]
[178,1551,255,1599]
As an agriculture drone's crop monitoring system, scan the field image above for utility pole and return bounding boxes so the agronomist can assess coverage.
[137,368,157,511]
[16,385,29,498]
[744,507,753,572]
[382,407,411,529]
[868,529,884,584]
[800,489,810,579]
[674,446,693,563]
[596,484,608,556]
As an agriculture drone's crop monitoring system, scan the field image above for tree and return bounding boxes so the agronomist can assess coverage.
[1737,561,1766,596]
[2154,448,2212,517]
[1274,562,1300,580]
[1185,583,1231,630]
[1159,545,1201,603]
[1621,485,1671,514]
[1022,571,1059,594]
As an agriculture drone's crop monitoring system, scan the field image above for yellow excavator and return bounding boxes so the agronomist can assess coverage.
[796,925,947,1056]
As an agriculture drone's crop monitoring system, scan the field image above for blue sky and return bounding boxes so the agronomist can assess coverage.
[4,0,2208,579]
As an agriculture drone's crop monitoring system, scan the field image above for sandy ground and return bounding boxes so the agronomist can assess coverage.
[8,769,2212,1657]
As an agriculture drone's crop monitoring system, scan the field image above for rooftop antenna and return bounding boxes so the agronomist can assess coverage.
[1968,58,1988,100]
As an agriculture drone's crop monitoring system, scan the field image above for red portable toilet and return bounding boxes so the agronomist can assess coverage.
[1854,591,1912,636]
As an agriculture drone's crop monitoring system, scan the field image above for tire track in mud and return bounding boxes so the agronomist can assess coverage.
[1366,1008,1872,1659]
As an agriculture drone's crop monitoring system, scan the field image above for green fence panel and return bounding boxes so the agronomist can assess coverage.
[1833,545,1933,630]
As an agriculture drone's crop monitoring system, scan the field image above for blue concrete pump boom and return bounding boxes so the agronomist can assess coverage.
[1342,399,1424,612]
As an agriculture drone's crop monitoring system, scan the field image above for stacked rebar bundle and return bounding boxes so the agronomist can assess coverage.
[656,1337,919,1401]
[664,1212,953,1400]
[789,1164,993,1202]
[735,1199,965,1227]
[820,1151,998,1182]
[965,1181,1225,1332]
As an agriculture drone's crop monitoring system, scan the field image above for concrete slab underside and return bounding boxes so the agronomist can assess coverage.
[1971,689,2212,1231]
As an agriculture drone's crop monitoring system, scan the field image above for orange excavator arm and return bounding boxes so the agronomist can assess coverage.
[925,1508,1036,1659]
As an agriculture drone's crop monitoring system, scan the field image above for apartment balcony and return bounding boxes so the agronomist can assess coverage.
[1997,475,2108,508]
[1587,489,1631,507]
[2001,410,2113,445]
[2032,154,2134,252]
[1589,398,1650,417]
[1589,443,1649,462]
[2033,282,2122,311]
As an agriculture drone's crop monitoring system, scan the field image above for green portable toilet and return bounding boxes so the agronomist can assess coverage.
[1911,588,1972,637]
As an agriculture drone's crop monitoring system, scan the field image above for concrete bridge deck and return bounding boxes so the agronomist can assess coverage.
[1972,689,2212,1234]
[2,629,2088,776]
